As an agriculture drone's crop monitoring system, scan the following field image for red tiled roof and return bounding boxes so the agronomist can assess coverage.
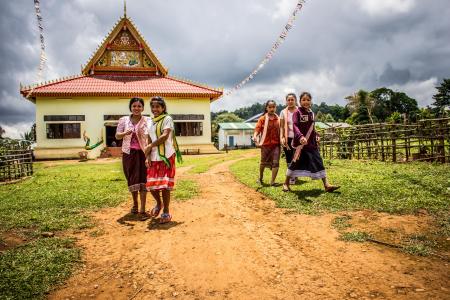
[21,74,223,100]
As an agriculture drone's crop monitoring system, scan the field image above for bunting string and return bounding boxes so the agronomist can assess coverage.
[224,0,306,97]
[34,0,46,82]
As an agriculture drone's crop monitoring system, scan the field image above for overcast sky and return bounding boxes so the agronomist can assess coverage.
[1,0,449,137]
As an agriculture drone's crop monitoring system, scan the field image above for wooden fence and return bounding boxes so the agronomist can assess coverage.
[318,118,450,163]
[0,140,34,183]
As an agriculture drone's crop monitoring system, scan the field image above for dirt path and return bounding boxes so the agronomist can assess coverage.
[51,158,449,300]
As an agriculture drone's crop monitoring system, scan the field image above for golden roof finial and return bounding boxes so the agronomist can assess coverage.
[124,0,127,18]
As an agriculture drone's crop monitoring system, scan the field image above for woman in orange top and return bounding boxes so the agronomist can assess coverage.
[252,100,281,186]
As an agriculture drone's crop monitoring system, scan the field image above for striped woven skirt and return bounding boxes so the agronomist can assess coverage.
[146,154,176,191]
[286,147,326,179]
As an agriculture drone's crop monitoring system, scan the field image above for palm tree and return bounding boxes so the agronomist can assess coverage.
[21,131,33,141]
[345,90,375,124]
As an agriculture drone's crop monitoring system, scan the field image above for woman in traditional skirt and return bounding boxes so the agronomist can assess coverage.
[144,96,182,224]
[283,92,340,192]
[280,93,299,185]
[252,100,281,186]
[116,98,149,216]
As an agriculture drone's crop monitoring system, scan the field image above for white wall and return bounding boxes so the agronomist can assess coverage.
[218,128,253,150]
[35,96,213,158]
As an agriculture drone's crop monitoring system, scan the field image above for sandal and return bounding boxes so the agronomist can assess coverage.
[138,211,150,221]
[159,213,172,224]
[282,184,291,192]
[325,185,340,193]
[130,206,138,214]
[150,206,162,217]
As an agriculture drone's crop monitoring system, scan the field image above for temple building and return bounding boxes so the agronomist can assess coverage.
[20,10,222,159]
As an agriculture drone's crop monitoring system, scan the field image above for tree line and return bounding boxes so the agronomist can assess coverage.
[212,78,450,125]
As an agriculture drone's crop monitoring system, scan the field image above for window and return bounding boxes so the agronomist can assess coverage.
[174,122,203,136]
[171,114,204,121]
[44,115,85,121]
[46,123,81,139]
[104,114,150,120]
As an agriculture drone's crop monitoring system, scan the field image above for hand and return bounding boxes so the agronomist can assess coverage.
[300,137,308,145]
[144,144,153,156]
[124,129,133,136]
[281,137,287,147]
[145,159,151,168]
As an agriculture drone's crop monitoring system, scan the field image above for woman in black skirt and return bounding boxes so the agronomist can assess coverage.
[116,98,149,216]
[283,92,340,192]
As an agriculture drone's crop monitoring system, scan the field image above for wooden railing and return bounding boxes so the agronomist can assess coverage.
[0,149,34,182]
[318,118,450,163]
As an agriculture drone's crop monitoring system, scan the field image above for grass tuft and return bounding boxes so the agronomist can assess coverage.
[332,215,352,230]
[174,180,199,201]
[339,231,372,242]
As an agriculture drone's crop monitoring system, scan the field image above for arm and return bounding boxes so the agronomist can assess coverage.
[144,128,171,156]
[279,112,287,147]
[145,134,153,167]
[252,117,263,141]
[115,118,132,140]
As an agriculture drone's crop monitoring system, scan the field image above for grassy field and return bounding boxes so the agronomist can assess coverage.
[0,159,200,299]
[180,149,252,174]
[230,157,450,214]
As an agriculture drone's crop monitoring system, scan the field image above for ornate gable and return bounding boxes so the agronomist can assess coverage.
[82,16,168,76]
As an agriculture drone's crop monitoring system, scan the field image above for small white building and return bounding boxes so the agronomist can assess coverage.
[217,123,256,150]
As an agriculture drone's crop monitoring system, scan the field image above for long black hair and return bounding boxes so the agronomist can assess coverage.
[263,99,277,113]
[150,96,168,114]
[129,97,144,111]
[285,93,298,105]
[299,92,312,101]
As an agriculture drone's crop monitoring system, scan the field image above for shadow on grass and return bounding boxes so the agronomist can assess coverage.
[291,188,334,202]
[147,218,184,230]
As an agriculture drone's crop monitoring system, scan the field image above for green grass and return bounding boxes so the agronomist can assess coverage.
[0,162,129,232]
[339,231,372,242]
[400,234,436,256]
[174,179,199,201]
[0,237,81,300]
[332,215,352,230]
[230,157,450,214]
[180,149,255,174]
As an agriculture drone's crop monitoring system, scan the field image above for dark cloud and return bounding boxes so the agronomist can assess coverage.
[1,0,449,131]
[379,63,411,85]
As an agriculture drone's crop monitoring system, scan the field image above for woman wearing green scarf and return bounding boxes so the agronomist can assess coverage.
[144,96,182,224]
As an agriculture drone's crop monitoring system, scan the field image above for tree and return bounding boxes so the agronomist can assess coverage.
[370,87,419,122]
[345,90,375,124]
[234,103,265,120]
[214,112,243,124]
[432,78,450,117]
[211,113,243,142]
[20,124,36,142]
[0,125,5,139]
[386,112,402,124]
[312,102,348,122]
[316,111,335,122]
[417,107,434,120]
